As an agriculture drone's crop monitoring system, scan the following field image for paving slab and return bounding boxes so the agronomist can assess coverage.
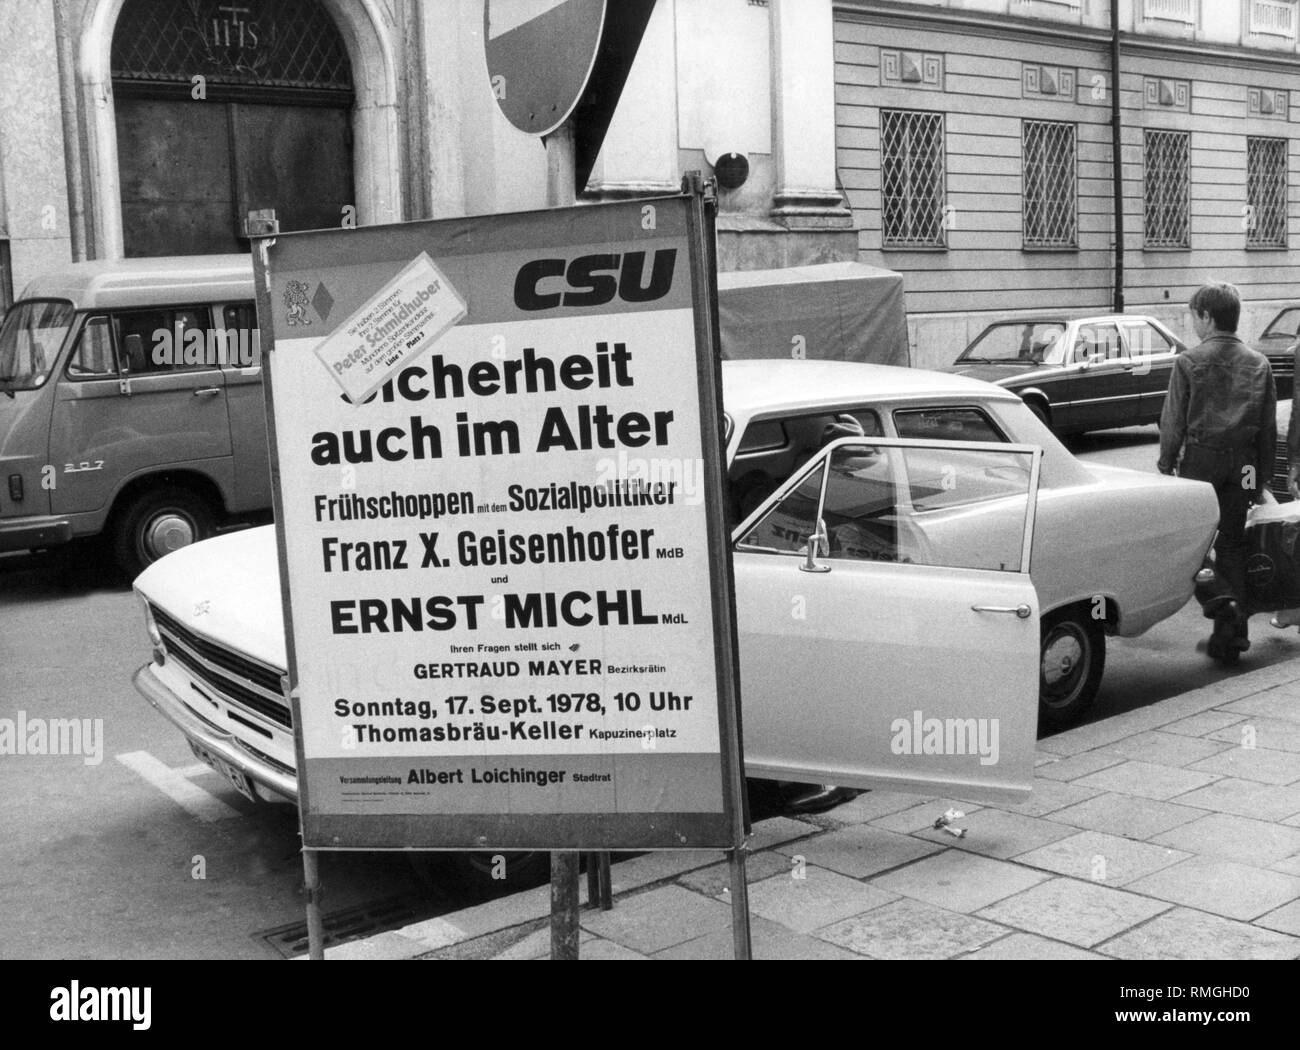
[746,867,897,934]
[989,778,1103,818]
[871,847,1049,913]
[1151,812,1300,867]
[1099,907,1300,960]
[911,807,1077,859]
[1170,778,1300,822]
[820,790,935,824]
[1125,856,1300,921]
[975,877,1172,947]
[580,885,733,954]
[1102,730,1234,767]
[1013,830,1189,886]
[1207,716,1300,753]
[1071,760,1220,801]
[1159,711,1246,738]
[1047,792,1206,840]
[1218,688,1300,724]
[580,938,650,960]
[1189,746,1300,785]
[817,897,1008,960]
[748,816,822,851]
[960,932,1107,960]
[1034,750,1128,782]
[676,851,790,897]
[867,798,983,834]
[1270,854,1300,876]
[776,823,943,878]
[1256,898,1300,936]
[653,915,864,960]
[607,851,718,895]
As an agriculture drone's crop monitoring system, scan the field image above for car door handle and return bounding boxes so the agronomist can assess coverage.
[971,604,1032,618]
[193,387,222,398]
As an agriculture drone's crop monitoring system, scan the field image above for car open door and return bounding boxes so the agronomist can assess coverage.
[732,437,1041,805]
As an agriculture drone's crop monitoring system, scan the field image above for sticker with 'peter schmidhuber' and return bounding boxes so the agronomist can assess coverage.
[312,252,467,404]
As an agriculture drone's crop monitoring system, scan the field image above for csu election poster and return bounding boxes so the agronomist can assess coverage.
[255,196,742,851]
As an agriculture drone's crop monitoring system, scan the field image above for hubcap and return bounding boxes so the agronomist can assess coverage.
[144,513,195,559]
[1042,627,1086,702]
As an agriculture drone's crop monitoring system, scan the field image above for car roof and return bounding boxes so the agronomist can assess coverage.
[979,314,1163,325]
[18,255,254,311]
[721,359,1019,419]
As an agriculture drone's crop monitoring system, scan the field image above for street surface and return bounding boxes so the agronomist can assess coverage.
[1,423,1295,958]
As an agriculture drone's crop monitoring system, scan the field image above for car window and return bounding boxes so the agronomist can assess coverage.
[1263,308,1300,338]
[114,306,215,374]
[960,322,1066,363]
[892,407,1006,443]
[820,444,1031,571]
[221,302,261,368]
[1070,323,1124,364]
[1120,321,1175,361]
[736,463,823,554]
[66,315,116,378]
[729,409,882,527]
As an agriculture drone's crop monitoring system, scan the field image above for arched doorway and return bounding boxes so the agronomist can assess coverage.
[110,0,356,256]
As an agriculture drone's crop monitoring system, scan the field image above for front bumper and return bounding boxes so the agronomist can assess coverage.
[132,662,299,803]
[0,515,73,552]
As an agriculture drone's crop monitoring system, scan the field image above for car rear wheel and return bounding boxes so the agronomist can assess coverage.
[1025,399,1052,430]
[1038,609,1105,729]
[112,487,214,579]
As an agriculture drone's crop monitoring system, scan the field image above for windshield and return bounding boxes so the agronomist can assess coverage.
[958,321,1067,364]
[1263,308,1300,339]
[0,299,75,391]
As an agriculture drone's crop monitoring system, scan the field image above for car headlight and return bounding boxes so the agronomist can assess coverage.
[137,593,166,664]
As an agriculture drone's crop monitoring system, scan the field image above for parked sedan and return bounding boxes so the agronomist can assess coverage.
[1253,306,1298,400]
[947,315,1188,436]
[130,361,1217,828]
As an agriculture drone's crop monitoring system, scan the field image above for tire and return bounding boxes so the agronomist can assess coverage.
[111,487,214,579]
[1038,609,1105,729]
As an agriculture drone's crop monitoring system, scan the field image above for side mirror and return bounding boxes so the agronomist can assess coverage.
[801,518,831,574]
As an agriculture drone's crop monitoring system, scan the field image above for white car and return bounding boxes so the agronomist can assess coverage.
[131,361,1218,814]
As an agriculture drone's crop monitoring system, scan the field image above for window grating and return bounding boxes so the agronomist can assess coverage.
[1247,136,1288,248]
[111,0,353,94]
[880,110,947,249]
[1023,121,1077,248]
[1144,130,1190,249]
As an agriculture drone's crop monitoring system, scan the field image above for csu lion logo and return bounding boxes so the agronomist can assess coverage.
[284,280,312,327]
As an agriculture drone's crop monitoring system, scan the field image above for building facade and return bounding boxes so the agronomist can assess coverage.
[2,0,1298,370]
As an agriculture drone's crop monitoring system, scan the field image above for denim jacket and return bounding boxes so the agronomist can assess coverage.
[1157,333,1276,475]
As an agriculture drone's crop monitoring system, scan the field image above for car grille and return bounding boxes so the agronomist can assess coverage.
[1272,439,1294,503]
[150,605,292,729]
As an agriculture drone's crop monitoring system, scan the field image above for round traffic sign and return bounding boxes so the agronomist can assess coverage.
[485,0,607,136]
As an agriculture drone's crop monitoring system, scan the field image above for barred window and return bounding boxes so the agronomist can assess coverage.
[1023,121,1077,249]
[1247,136,1288,249]
[880,110,947,249]
[1144,130,1190,249]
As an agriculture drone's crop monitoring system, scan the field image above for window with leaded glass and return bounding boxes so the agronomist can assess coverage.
[1144,130,1190,249]
[1022,121,1077,249]
[1247,136,1288,249]
[880,110,947,250]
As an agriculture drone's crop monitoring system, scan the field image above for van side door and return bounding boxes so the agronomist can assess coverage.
[49,306,233,520]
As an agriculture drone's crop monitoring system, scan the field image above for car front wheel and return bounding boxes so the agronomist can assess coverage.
[1038,609,1105,729]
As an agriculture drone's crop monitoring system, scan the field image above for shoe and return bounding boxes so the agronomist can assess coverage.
[783,785,860,815]
[1271,607,1300,629]
[1207,601,1243,664]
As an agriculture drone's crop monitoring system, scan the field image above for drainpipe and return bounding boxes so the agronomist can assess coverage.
[1110,0,1125,313]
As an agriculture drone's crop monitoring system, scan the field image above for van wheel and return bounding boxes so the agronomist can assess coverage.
[1038,609,1105,729]
[408,850,550,891]
[112,488,214,579]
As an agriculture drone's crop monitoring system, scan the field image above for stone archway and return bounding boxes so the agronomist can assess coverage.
[77,0,400,259]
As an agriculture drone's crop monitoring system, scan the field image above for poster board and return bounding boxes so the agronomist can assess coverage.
[252,193,744,851]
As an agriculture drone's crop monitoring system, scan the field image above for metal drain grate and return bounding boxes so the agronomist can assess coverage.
[257,896,432,959]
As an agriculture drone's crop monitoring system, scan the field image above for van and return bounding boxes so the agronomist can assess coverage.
[0,255,267,575]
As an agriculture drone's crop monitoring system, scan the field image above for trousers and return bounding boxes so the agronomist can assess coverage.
[1179,444,1256,613]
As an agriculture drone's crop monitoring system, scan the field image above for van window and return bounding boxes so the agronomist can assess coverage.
[116,307,215,374]
[67,316,117,378]
[221,303,261,368]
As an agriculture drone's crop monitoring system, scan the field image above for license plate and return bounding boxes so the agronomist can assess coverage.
[189,739,257,803]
